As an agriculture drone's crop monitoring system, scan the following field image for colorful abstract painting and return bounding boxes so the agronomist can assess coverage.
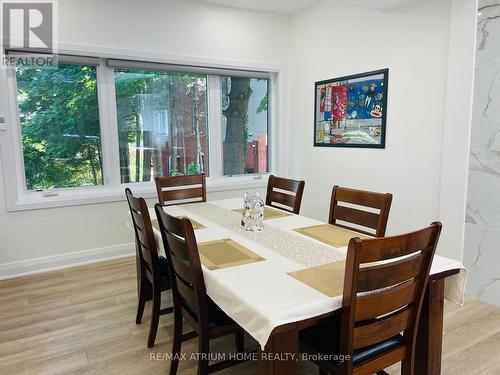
[314,69,388,148]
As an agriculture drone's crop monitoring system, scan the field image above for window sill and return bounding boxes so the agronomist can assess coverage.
[6,175,269,212]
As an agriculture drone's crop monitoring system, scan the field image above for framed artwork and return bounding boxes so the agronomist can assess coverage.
[314,68,388,148]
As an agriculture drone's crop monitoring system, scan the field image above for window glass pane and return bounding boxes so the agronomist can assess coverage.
[16,64,103,190]
[114,69,208,183]
[222,77,269,176]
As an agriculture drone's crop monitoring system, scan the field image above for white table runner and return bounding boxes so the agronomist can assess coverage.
[150,198,466,349]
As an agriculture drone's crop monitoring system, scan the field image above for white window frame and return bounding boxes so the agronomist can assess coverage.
[0,47,286,211]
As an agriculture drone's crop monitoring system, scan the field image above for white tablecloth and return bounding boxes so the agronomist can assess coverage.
[149,198,466,349]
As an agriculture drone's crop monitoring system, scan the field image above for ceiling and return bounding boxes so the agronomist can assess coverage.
[194,0,318,14]
[194,0,417,15]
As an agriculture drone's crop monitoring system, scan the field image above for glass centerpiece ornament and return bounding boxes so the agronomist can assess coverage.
[241,192,264,232]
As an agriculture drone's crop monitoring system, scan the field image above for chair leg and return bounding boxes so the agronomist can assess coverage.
[401,358,411,375]
[147,287,161,348]
[169,310,183,375]
[197,336,210,375]
[136,274,148,324]
[136,293,146,324]
[235,331,244,353]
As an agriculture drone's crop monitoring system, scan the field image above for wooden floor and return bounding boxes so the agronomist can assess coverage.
[1,257,499,375]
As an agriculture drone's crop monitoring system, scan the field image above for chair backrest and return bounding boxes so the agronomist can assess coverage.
[125,188,161,284]
[265,175,305,214]
[155,173,207,207]
[328,185,392,237]
[154,204,209,330]
[340,222,441,373]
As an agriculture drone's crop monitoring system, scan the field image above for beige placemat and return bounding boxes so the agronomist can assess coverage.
[151,217,205,231]
[288,260,346,297]
[294,224,371,248]
[198,238,265,270]
[232,207,291,220]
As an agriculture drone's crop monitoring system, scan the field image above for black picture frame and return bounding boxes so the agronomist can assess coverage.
[314,68,389,148]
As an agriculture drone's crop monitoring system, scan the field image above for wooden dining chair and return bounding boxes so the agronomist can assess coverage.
[155,173,206,207]
[125,189,173,348]
[300,222,442,375]
[328,186,393,237]
[154,204,246,375]
[266,175,305,214]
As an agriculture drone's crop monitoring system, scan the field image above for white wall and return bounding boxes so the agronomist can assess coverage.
[0,0,478,278]
[438,0,477,260]
[287,0,476,260]
[0,0,288,277]
[58,0,288,65]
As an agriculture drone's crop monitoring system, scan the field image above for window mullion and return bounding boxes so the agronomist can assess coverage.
[269,73,277,175]
[207,75,222,180]
[97,60,121,188]
[106,64,122,188]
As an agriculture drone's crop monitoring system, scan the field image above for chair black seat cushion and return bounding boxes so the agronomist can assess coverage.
[158,256,171,282]
[300,315,404,367]
[206,298,235,328]
[183,297,235,329]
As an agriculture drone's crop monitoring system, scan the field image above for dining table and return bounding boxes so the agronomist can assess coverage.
[137,198,466,375]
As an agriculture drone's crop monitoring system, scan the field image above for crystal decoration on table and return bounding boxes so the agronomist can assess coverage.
[241,192,264,232]
[241,192,251,229]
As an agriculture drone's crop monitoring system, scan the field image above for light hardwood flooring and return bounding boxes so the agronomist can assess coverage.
[1,257,499,375]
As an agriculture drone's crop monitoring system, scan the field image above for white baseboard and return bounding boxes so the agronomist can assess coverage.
[0,243,135,281]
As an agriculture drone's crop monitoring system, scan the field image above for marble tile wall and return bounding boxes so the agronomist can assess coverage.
[465,0,500,306]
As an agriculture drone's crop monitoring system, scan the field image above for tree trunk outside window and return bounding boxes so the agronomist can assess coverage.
[223,77,251,175]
